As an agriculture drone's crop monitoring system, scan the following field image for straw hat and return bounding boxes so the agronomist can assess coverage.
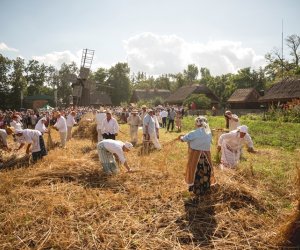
[131,109,138,114]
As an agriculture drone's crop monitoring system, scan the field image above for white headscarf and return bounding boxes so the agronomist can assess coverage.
[237,125,248,133]
[124,142,133,150]
[195,116,211,133]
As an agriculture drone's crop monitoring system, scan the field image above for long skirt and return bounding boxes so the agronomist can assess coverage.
[186,149,211,196]
[130,125,139,144]
[220,141,240,168]
[97,143,118,174]
[32,136,47,162]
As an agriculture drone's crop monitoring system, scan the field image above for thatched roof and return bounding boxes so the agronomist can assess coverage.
[227,88,261,103]
[130,89,171,102]
[260,78,300,102]
[90,91,112,105]
[24,95,53,101]
[166,84,220,104]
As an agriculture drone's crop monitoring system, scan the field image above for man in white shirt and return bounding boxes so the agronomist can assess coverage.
[95,107,106,142]
[224,110,240,131]
[217,125,255,168]
[66,111,77,141]
[54,112,67,148]
[143,109,161,150]
[97,139,133,174]
[15,128,47,162]
[101,110,119,140]
[160,109,168,128]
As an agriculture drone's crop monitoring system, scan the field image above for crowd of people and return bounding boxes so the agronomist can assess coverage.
[0,104,256,201]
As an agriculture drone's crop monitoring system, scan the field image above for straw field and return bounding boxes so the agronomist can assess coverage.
[0,116,299,249]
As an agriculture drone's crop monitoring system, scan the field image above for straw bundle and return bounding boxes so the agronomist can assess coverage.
[2,154,30,169]
[276,168,300,247]
[73,118,98,143]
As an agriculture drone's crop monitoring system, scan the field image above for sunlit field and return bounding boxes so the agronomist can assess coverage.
[0,115,299,249]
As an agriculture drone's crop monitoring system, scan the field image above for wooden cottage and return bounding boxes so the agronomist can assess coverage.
[24,95,53,109]
[165,84,220,106]
[130,89,171,103]
[227,88,261,109]
[259,78,300,105]
[90,91,112,106]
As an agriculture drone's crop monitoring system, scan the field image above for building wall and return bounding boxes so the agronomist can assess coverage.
[32,100,48,109]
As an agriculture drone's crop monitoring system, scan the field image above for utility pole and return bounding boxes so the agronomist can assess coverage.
[281,19,284,80]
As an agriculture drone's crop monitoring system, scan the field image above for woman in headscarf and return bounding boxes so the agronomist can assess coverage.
[217,125,255,168]
[35,117,48,134]
[178,116,213,196]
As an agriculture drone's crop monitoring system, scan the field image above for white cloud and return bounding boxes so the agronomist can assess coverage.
[124,32,265,76]
[32,50,110,70]
[32,50,80,68]
[0,42,18,52]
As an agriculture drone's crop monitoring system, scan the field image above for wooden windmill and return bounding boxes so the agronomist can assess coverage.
[72,49,113,106]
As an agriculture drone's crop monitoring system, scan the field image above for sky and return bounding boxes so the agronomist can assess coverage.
[0,0,299,76]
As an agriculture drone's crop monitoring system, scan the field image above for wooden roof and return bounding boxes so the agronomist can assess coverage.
[131,89,171,102]
[166,84,220,104]
[259,78,300,102]
[90,91,112,105]
[24,95,53,101]
[227,88,261,103]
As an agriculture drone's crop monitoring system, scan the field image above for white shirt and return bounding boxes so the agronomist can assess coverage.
[95,112,106,130]
[127,114,142,126]
[99,139,126,164]
[229,114,240,131]
[54,116,67,133]
[160,110,168,118]
[10,120,23,130]
[35,119,47,133]
[19,129,42,152]
[66,114,76,127]
[101,118,119,135]
[218,130,253,151]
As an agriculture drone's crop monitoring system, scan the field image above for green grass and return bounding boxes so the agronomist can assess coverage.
[182,115,300,150]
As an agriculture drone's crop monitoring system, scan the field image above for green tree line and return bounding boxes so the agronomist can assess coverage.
[0,34,299,109]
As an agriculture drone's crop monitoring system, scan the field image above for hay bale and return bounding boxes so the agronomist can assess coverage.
[73,116,98,143]
[276,168,300,247]
[2,154,31,169]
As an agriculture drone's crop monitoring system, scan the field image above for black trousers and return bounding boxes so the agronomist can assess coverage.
[162,117,167,128]
[102,133,116,140]
[167,119,174,131]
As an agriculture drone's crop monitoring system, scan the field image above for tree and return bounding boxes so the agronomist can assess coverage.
[25,60,48,96]
[265,34,300,81]
[9,57,27,109]
[183,64,199,83]
[183,94,211,109]
[0,54,12,109]
[155,74,171,90]
[286,34,300,67]
[57,62,78,105]
[106,63,131,105]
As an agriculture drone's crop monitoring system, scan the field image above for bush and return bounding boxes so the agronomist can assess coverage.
[183,94,211,109]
